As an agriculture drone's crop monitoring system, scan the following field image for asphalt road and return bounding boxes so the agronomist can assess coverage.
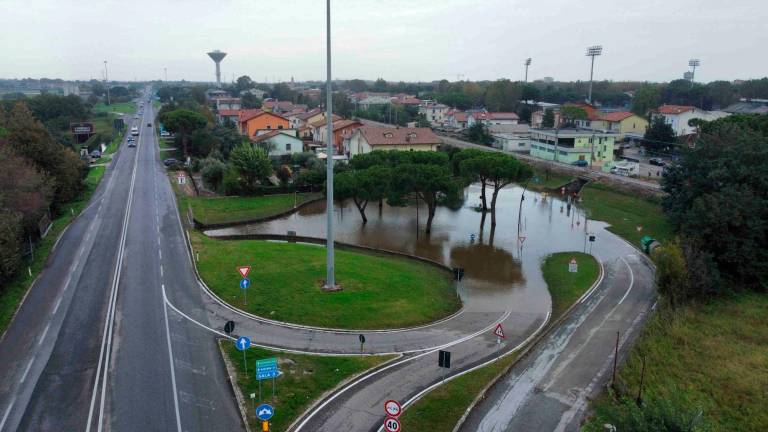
[0,91,242,431]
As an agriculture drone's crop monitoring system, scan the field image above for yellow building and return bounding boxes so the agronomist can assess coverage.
[599,111,648,138]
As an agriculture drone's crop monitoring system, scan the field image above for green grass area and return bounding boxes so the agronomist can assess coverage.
[528,167,573,191]
[0,166,105,335]
[191,232,461,329]
[541,252,599,318]
[189,193,323,226]
[221,341,392,432]
[584,292,768,431]
[103,129,124,155]
[580,182,673,246]
[400,251,599,430]
[91,101,136,115]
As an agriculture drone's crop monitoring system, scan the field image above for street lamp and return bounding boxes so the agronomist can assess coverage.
[524,58,532,83]
[324,0,336,290]
[104,60,111,105]
[585,45,602,104]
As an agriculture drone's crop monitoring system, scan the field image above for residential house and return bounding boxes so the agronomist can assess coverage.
[649,105,730,136]
[597,111,648,138]
[251,130,304,157]
[529,128,617,172]
[445,110,469,129]
[391,94,422,106]
[530,105,563,128]
[289,108,323,129]
[308,113,342,140]
[217,109,240,126]
[418,102,450,126]
[206,89,230,100]
[238,109,289,138]
[348,126,441,157]
[315,119,363,154]
[467,112,520,128]
[242,88,267,99]
[262,99,302,113]
[352,92,392,110]
[215,98,241,111]
[490,124,531,152]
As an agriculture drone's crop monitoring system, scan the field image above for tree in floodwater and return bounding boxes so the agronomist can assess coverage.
[334,165,390,223]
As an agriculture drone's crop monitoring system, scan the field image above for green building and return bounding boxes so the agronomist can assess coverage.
[529,128,617,172]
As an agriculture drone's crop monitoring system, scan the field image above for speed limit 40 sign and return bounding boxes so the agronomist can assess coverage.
[384,417,401,432]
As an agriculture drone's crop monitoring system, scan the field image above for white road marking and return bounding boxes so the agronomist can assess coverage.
[161,286,183,432]
[159,249,162,260]
[0,396,16,431]
[86,105,143,432]
[38,323,50,346]
[160,265,164,278]
[52,296,63,315]
[19,358,34,384]
[618,257,635,305]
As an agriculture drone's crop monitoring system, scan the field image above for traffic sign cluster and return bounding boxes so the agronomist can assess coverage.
[384,399,402,431]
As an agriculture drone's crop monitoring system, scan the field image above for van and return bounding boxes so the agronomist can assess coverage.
[131,126,139,136]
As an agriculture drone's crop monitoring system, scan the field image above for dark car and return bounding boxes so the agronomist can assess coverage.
[147,122,152,127]
[572,159,588,167]
[649,158,666,166]
[128,141,136,148]
[163,158,179,167]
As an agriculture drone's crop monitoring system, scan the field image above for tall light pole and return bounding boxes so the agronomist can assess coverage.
[585,45,602,104]
[524,58,532,83]
[324,0,336,289]
[688,59,700,86]
[164,67,168,82]
[104,60,111,105]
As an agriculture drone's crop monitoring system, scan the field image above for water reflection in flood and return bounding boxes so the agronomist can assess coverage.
[207,184,596,317]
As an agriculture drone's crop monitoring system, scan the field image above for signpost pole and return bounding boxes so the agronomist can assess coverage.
[272,377,275,405]
[259,379,262,402]
[243,350,247,374]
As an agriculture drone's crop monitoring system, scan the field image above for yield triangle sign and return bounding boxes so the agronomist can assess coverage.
[237,266,251,279]
[493,323,505,339]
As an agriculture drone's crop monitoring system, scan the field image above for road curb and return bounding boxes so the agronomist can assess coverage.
[449,254,605,432]
[195,194,325,230]
[217,339,254,432]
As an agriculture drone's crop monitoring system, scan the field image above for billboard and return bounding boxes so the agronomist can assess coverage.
[70,122,94,135]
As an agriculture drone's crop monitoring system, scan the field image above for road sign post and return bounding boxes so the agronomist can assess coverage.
[359,334,366,355]
[240,277,251,305]
[493,323,505,345]
[236,336,251,373]
[224,320,235,335]
[438,350,451,382]
[256,357,280,403]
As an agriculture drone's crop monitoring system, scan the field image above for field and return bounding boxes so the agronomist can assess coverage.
[191,232,461,329]
[189,193,323,226]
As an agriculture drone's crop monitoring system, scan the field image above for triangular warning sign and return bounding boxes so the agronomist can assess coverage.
[238,266,251,279]
[493,323,505,339]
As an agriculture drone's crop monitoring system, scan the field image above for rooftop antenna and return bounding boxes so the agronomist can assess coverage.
[206,50,227,87]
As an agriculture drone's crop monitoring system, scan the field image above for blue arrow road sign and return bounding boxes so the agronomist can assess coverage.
[236,336,251,351]
[240,278,250,289]
[256,403,274,421]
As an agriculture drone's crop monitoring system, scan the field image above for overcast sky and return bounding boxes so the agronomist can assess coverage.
[1,0,766,84]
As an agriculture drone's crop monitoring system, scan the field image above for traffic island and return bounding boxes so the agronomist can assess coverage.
[218,339,394,432]
[190,231,461,330]
[399,251,600,431]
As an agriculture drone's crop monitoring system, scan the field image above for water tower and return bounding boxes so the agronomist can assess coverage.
[207,50,227,87]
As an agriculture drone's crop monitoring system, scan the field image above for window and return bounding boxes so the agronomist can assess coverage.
[286,143,291,151]
[278,125,284,129]
[266,125,271,129]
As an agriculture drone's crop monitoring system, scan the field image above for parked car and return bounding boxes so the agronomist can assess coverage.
[90,150,101,159]
[160,131,170,137]
[163,158,179,167]
[649,158,666,166]
[147,122,152,127]
[572,159,588,167]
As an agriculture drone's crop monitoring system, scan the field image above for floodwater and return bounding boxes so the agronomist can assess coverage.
[207,184,606,317]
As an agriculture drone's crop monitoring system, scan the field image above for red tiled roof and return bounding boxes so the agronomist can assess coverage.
[309,114,342,128]
[332,119,363,132]
[600,111,635,122]
[250,130,301,143]
[296,108,323,120]
[218,109,240,116]
[454,113,468,122]
[473,112,519,121]
[238,109,288,124]
[654,104,695,115]
[357,126,440,146]
[392,96,422,105]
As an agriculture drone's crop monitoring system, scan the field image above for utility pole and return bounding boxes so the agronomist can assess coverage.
[688,59,700,88]
[585,46,602,104]
[324,0,336,289]
[524,58,532,83]
[590,133,596,170]
[104,60,111,105]
[164,67,168,82]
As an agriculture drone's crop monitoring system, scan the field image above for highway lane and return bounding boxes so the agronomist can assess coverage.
[0,92,243,432]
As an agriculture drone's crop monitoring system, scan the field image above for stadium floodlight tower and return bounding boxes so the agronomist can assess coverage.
[207,50,227,87]
[524,58,532,83]
[586,45,603,104]
[688,59,701,84]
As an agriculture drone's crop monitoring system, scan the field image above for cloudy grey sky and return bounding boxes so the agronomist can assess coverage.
[1,0,766,83]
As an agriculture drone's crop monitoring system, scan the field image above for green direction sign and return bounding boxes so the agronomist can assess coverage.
[256,357,279,380]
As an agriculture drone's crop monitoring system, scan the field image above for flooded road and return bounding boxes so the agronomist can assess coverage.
[207,183,606,319]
